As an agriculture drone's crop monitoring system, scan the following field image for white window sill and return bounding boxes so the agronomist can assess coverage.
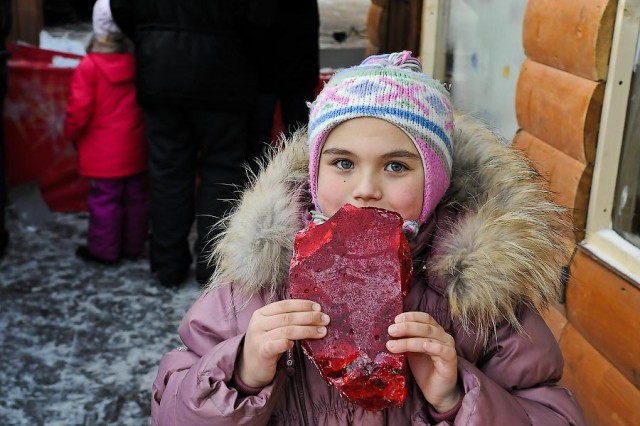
[582,230,640,285]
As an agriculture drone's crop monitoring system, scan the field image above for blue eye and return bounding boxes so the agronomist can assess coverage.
[335,159,354,170]
[385,162,407,173]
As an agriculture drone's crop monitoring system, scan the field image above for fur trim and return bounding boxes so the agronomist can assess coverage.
[205,130,310,301]
[431,113,571,336]
[205,114,571,335]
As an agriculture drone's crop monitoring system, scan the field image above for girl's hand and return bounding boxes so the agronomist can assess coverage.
[238,299,330,388]
[386,312,461,412]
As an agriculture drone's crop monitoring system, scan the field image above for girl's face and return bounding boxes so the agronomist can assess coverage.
[316,117,424,222]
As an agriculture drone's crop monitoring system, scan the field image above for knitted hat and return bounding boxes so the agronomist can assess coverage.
[308,51,454,226]
[92,0,121,41]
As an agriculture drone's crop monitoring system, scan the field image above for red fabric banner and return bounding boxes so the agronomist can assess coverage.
[4,42,89,212]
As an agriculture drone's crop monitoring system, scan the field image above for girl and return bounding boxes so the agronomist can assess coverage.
[151,52,584,425]
[64,0,148,265]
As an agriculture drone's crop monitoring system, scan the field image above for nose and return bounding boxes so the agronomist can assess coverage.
[352,171,382,203]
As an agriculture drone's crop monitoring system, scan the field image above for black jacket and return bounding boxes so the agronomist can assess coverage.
[0,0,11,50]
[254,0,320,93]
[110,0,263,111]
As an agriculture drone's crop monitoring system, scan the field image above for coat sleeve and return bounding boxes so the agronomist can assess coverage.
[151,287,287,426]
[63,58,96,144]
[446,306,585,426]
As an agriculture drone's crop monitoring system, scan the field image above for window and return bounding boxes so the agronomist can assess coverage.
[612,38,640,249]
[420,0,528,140]
[584,0,640,285]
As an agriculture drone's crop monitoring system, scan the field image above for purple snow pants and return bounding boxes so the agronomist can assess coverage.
[87,172,150,261]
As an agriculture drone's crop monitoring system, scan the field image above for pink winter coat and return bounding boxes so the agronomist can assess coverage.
[152,116,585,425]
[64,52,147,178]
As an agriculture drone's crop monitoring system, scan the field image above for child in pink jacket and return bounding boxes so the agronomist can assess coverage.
[151,52,585,425]
[64,0,148,264]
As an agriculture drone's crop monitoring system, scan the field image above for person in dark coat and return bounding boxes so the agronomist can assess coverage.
[249,0,319,169]
[0,0,11,259]
[110,0,262,286]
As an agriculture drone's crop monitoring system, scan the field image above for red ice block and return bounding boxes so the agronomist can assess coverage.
[289,204,413,411]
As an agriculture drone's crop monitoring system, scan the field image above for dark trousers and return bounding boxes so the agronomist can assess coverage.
[144,107,248,283]
[87,172,149,261]
[249,87,316,171]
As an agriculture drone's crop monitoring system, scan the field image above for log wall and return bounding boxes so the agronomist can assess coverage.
[515,0,640,424]
[8,0,42,46]
[366,0,423,56]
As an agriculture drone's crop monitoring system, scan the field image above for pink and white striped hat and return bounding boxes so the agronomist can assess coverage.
[308,51,454,227]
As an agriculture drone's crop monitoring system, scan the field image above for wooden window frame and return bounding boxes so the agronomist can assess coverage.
[420,0,449,80]
[583,0,640,284]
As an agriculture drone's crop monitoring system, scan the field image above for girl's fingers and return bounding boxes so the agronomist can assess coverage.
[387,337,456,360]
[251,324,328,359]
[259,299,321,316]
[388,321,454,347]
[394,311,439,326]
[260,338,294,359]
[422,339,457,360]
[388,321,442,340]
[387,337,431,353]
[387,311,455,356]
[266,324,328,343]
[259,310,330,332]
[247,300,329,361]
[256,299,329,333]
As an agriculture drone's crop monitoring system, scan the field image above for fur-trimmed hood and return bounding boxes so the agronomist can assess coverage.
[206,113,571,335]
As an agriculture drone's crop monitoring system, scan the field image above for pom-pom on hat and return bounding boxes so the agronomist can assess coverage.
[308,51,454,227]
[92,0,122,42]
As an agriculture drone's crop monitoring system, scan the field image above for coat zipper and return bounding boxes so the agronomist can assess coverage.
[287,343,310,426]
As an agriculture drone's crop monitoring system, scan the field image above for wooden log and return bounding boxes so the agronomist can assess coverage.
[512,130,592,242]
[516,59,603,165]
[541,303,568,342]
[522,0,616,81]
[566,248,640,389]
[366,3,383,56]
[559,324,640,426]
[9,0,43,46]
[383,0,422,53]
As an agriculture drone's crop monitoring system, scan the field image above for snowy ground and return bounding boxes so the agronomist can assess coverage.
[0,209,200,425]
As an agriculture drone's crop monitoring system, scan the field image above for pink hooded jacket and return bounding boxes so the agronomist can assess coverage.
[151,114,585,425]
[64,52,146,178]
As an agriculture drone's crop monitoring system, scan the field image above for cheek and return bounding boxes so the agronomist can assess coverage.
[392,178,424,221]
[395,194,422,221]
[316,168,344,217]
